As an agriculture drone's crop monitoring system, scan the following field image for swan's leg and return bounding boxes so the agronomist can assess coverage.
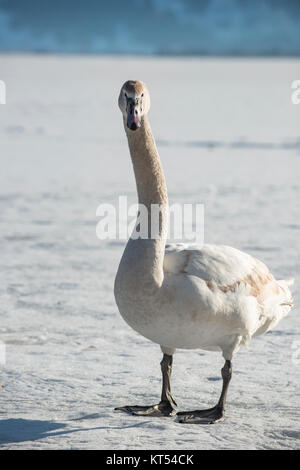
[177,360,232,424]
[115,353,177,417]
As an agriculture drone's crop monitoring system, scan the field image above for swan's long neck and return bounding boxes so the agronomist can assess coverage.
[126,115,168,211]
[122,115,168,287]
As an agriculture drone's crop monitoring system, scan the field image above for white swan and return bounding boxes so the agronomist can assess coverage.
[114,80,294,424]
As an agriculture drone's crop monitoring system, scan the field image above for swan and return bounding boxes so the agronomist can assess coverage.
[114,80,294,424]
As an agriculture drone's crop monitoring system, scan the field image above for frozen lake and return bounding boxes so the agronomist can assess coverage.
[0,55,299,449]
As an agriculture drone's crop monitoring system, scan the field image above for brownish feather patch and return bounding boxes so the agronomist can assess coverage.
[206,260,279,303]
[124,80,145,95]
[181,250,192,273]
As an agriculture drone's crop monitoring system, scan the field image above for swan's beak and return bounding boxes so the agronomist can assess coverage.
[126,101,141,131]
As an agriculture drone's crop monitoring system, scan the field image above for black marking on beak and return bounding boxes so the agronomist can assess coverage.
[126,98,141,131]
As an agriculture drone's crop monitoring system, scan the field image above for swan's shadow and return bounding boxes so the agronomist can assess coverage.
[0,417,151,445]
[0,418,68,445]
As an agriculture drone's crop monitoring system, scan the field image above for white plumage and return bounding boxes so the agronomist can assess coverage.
[114,80,294,423]
[117,242,293,360]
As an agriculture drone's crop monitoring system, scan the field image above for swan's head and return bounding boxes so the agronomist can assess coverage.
[118,80,150,131]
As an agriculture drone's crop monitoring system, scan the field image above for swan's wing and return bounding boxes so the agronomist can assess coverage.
[164,243,260,286]
[164,243,294,334]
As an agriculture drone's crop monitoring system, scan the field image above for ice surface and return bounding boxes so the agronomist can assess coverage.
[0,55,299,449]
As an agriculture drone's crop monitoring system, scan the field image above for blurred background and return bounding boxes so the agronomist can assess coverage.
[0,0,300,56]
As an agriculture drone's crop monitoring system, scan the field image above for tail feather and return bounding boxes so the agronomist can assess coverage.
[277,278,294,311]
[254,277,294,338]
[279,278,295,287]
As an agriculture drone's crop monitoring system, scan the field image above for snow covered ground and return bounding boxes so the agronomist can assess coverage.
[0,55,299,449]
